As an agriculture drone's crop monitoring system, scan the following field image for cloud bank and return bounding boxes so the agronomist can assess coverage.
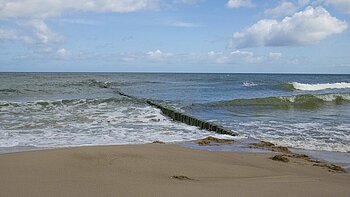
[141,50,282,65]
[0,0,159,19]
[231,7,348,48]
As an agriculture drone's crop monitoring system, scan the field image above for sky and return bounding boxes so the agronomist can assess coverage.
[0,0,350,73]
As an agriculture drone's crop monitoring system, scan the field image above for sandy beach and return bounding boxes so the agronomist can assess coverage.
[0,143,349,197]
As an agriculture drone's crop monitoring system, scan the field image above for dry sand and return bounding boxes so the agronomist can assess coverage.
[0,144,349,197]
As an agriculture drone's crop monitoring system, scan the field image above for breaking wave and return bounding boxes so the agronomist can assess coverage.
[0,97,228,148]
[211,93,350,109]
[283,82,350,91]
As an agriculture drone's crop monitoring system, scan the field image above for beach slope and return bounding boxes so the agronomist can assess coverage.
[0,144,349,197]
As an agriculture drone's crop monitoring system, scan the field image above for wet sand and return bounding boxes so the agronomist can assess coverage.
[0,144,349,197]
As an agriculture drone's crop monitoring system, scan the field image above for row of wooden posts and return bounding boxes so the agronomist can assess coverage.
[115,90,236,136]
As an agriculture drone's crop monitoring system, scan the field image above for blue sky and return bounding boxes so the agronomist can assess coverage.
[1,0,350,73]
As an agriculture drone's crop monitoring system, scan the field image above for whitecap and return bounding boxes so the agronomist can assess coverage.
[291,82,350,91]
[242,82,258,87]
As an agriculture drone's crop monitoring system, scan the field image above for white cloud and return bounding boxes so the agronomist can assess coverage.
[0,28,18,40]
[25,19,62,43]
[0,0,159,19]
[204,50,264,64]
[143,50,266,64]
[231,50,264,63]
[231,50,254,56]
[56,48,70,59]
[207,51,231,64]
[0,28,33,43]
[231,7,348,48]
[226,0,254,8]
[325,0,350,14]
[146,50,172,59]
[1,20,62,45]
[265,1,297,17]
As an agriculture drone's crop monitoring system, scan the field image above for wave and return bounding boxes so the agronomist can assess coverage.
[86,79,112,88]
[61,79,112,88]
[284,82,350,91]
[0,88,22,94]
[1,97,226,149]
[278,83,295,91]
[0,97,139,108]
[59,79,165,89]
[210,93,350,109]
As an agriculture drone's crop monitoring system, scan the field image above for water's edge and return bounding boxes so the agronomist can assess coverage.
[0,141,348,173]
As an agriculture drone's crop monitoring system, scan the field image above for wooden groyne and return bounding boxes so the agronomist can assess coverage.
[115,90,237,136]
[146,100,236,136]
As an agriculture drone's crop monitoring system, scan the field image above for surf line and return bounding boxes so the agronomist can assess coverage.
[114,90,237,136]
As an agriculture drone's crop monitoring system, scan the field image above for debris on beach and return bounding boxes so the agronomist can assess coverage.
[270,155,290,162]
[195,136,234,146]
[269,152,346,173]
[170,175,197,181]
[313,163,346,173]
[286,153,309,159]
[152,141,165,144]
[249,141,291,153]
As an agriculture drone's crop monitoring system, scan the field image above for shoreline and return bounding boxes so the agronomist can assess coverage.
[0,143,349,197]
[2,137,349,171]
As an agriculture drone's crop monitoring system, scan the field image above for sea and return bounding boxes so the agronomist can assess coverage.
[1,73,349,166]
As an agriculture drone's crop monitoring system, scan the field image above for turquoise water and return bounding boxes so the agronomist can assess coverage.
[0,73,349,155]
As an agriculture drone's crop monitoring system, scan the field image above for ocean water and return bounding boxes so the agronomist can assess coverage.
[0,73,349,156]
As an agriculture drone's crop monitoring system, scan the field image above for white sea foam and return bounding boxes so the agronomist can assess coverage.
[235,121,350,153]
[0,99,235,148]
[291,82,350,91]
[242,82,258,87]
[281,93,350,103]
